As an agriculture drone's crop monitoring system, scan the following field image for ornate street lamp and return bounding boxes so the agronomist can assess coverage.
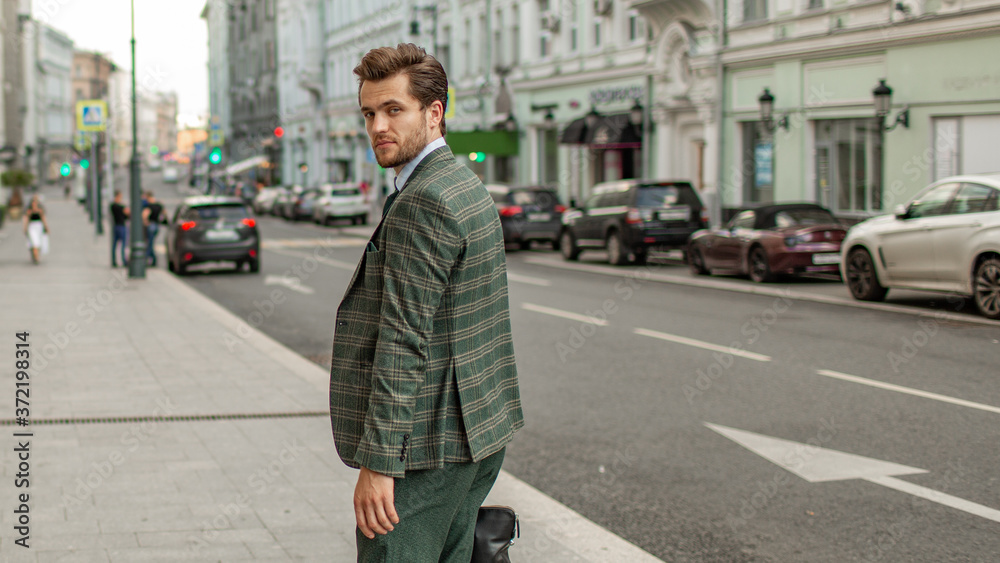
[629,99,644,127]
[872,79,909,131]
[584,106,601,129]
[758,88,789,131]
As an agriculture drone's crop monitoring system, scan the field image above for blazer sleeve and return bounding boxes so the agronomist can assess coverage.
[353,189,461,477]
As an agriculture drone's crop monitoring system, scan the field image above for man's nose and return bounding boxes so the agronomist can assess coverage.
[370,112,389,133]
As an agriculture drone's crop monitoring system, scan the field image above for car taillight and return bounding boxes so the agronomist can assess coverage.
[700,208,710,226]
[242,218,256,228]
[499,205,523,217]
[625,208,642,224]
[554,204,567,213]
[181,221,197,231]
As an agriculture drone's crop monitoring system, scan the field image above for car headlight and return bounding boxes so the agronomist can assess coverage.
[784,236,798,247]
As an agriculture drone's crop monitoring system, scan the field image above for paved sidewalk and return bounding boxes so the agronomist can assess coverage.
[0,190,662,562]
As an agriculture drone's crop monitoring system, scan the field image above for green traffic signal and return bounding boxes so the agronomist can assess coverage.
[208,148,222,165]
[150,145,159,155]
[60,163,71,177]
[80,159,90,170]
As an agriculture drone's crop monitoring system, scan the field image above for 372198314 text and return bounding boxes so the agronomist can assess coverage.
[14,331,32,548]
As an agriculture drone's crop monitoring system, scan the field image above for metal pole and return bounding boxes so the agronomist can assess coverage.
[90,133,98,231]
[128,0,145,278]
[95,133,103,235]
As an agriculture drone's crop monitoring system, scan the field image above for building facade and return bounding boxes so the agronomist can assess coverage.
[277,0,326,187]
[1,0,28,174]
[201,0,231,157]
[718,0,1000,220]
[24,20,74,182]
[227,0,281,184]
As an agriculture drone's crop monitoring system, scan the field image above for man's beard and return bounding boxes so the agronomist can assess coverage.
[373,116,429,169]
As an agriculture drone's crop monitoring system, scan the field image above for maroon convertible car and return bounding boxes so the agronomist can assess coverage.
[687,203,846,282]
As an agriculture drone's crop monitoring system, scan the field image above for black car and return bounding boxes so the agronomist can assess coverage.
[560,179,708,265]
[165,196,260,275]
[487,184,566,250]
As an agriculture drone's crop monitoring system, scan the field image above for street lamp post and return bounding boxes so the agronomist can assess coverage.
[128,0,145,279]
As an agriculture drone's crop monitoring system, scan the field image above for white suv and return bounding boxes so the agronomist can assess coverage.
[313,183,370,226]
[841,174,1000,319]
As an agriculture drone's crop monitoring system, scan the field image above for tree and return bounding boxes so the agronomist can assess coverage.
[2,169,36,219]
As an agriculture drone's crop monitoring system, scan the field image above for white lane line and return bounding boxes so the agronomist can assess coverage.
[634,328,772,362]
[266,246,357,271]
[507,273,552,286]
[816,369,1000,415]
[864,475,1000,524]
[521,303,609,326]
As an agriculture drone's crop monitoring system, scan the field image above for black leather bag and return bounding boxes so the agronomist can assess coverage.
[471,505,519,563]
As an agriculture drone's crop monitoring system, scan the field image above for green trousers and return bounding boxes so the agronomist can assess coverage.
[357,448,506,563]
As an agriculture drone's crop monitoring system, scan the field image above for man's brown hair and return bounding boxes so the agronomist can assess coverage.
[354,43,448,135]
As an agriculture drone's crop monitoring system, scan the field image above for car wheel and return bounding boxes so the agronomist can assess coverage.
[846,247,888,301]
[176,259,187,276]
[607,231,629,266]
[973,257,1000,320]
[633,250,648,266]
[359,214,369,226]
[560,230,580,261]
[167,254,176,273]
[248,257,260,273]
[689,247,709,276]
[519,240,532,251]
[749,247,774,283]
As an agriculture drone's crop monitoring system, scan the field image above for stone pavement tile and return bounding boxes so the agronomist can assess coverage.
[269,529,356,561]
[35,549,110,563]
[106,543,253,562]
[136,528,274,548]
[33,532,138,551]
[94,505,198,534]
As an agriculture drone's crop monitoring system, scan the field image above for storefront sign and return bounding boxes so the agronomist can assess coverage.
[755,142,774,187]
[589,86,644,105]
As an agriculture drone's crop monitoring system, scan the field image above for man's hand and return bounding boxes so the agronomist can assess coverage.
[354,466,399,539]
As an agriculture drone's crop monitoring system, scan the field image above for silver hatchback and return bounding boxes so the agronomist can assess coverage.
[841,174,1000,319]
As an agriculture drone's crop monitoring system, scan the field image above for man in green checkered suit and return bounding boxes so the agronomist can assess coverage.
[329,43,524,561]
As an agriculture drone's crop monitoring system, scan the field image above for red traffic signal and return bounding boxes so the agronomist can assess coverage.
[274,127,284,138]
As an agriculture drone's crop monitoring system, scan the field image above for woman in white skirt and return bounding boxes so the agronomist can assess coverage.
[22,195,50,264]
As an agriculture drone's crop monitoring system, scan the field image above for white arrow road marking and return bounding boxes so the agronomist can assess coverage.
[264,275,315,294]
[705,423,1000,524]
[521,303,609,326]
[635,328,771,362]
[507,273,552,286]
[816,369,1000,416]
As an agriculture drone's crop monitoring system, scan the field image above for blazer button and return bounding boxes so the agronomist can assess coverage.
[399,455,405,462]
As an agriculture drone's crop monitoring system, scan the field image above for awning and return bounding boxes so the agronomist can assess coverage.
[559,113,642,149]
[226,154,268,175]
[445,130,519,157]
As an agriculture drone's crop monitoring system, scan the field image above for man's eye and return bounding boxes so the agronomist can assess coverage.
[389,107,400,114]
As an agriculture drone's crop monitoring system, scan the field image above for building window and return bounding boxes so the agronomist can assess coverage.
[439,26,452,75]
[570,26,578,51]
[266,41,274,70]
[479,15,487,73]
[743,0,768,22]
[266,0,274,19]
[512,8,520,64]
[462,18,471,76]
[741,122,774,204]
[814,119,883,213]
[540,34,550,58]
[594,21,601,47]
[806,0,823,9]
[252,3,258,31]
[629,13,639,42]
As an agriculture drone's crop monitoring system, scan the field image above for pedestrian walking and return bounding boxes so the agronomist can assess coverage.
[141,191,166,267]
[110,190,130,267]
[22,195,50,264]
[329,43,523,562]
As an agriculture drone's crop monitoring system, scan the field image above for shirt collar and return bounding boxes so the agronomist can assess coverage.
[394,136,447,192]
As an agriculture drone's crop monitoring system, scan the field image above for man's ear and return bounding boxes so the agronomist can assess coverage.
[427,99,444,132]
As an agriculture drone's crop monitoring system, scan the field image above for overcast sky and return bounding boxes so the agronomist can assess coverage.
[36,0,209,127]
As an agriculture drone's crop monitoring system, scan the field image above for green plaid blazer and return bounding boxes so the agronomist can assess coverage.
[329,145,523,478]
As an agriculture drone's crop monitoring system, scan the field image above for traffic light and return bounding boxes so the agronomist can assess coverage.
[469,152,486,163]
[60,163,71,177]
[274,126,284,138]
[150,145,159,155]
[208,148,222,165]
[79,159,90,170]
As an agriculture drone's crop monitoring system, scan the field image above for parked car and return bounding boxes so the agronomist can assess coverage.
[841,173,1000,319]
[688,203,846,283]
[313,183,370,225]
[253,186,282,214]
[487,184,565,250]
[162,166,179,183]
[165,196,260,276]
[273,185,303,218]
[560,180,708,265]
[287,188,321,220]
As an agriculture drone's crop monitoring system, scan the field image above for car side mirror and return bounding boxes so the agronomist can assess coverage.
[893,204,909,220]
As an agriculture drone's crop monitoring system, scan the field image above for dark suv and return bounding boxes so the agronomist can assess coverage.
[560,180,708,265]
[166,196,260,275]
[487,184,566,250]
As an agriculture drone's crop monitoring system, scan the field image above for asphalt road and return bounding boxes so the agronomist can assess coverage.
[147,174,1000,562]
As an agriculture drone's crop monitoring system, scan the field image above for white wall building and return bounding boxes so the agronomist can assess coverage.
[201,0,231,156]
[26,20,74,182]
[277,0,326,187]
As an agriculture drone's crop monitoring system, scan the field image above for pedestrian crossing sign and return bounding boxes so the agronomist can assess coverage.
[74,131,92,151]
[209,130,225,147]
[76,100,108,132]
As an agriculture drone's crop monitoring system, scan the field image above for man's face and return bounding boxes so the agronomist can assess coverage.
[360,73,437,170]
